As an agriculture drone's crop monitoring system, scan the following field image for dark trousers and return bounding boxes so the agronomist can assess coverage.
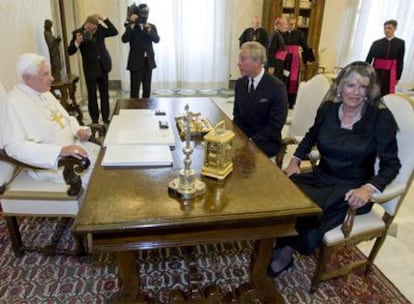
[276,171,373,255]
[130,59,152,98]
[85,73,110,123]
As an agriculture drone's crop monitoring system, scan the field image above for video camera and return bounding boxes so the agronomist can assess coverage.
[127,3,149,24]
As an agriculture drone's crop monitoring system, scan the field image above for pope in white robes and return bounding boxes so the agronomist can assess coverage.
[0,53,99,183]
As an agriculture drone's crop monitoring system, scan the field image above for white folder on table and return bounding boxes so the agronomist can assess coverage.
[102,145,173,167]
[103,115,175,147]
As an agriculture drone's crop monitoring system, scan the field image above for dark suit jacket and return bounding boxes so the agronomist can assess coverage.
[68,19,118,80]
[233,72,288,157]
[121,23,160,71]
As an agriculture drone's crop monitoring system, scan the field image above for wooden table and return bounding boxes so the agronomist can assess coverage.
[51,74,83,125]
[73,97,320,303]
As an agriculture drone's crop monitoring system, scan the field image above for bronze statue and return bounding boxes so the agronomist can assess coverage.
[44,19,62,80]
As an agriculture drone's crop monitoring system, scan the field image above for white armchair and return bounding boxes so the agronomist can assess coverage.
[276,74,331,169]
[311,94,414,291]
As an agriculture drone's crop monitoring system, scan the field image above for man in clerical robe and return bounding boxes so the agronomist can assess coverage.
[267,17,288,81]
[239,16,268,48]
[366,19,405,96]
[0,53,98,183]
[282,15,313,108]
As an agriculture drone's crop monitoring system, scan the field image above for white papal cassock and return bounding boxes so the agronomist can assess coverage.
[0,83,99,183]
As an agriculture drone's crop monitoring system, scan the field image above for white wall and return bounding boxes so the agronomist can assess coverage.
[318,0,359,73]
[0,0,53,90]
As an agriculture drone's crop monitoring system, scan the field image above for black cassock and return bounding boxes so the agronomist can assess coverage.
[282,29,311,107]
[239,27,268,48]
[267,30,286,81]
[366,37,405,96]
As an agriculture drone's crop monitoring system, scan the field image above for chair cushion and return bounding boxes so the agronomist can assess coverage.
[0,170,83,216]
[323,210,386,245]
[0,160,15,185]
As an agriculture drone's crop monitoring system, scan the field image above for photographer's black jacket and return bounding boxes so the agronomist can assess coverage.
[68,19,118,79]
[121,23,160,71]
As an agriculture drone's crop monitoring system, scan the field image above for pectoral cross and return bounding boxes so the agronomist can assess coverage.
[51,110,64,128]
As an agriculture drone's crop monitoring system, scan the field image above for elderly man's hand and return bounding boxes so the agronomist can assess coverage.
[60,145,88,160]
[76,127,92,142]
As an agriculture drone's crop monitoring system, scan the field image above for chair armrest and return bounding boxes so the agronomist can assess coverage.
[0,148,90,196]
[340,182,406,237]
[89,123,106,145]
[371,182,406,203]
[58,156,90,196]
[275,136,300,168]
[0,148,42,170]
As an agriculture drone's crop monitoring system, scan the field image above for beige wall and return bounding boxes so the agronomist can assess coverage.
[0,0,53,90]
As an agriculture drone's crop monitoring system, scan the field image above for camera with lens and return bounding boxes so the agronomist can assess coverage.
[82,30,93,41]
[127,3,149,25]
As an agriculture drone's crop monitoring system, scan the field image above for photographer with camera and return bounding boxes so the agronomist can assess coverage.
[122,3,160,98]
[68,14,118,125]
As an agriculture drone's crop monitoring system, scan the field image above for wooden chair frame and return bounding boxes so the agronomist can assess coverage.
[0,125,104,257]
[0,150,90,256]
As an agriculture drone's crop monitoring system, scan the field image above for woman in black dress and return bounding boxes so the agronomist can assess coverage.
[268,61,401,276]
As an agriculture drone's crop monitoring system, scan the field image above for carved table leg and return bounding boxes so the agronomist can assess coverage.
[116,251,140,303]
[250,238,284,303]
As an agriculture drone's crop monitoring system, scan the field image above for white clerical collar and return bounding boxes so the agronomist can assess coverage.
[386,36,394,41]
[250,68,265,90]
[17,83,43,97]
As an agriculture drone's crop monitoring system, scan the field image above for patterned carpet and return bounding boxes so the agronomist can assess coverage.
[0,217,410,303]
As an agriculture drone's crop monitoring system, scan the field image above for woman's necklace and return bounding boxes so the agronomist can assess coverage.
[339,104,362,129]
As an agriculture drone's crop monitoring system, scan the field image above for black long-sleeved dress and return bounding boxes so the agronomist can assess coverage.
[280,100,401,254]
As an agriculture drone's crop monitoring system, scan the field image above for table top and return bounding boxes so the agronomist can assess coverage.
[73,97,320,234]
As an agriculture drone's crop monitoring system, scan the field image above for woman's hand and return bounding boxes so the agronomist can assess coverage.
[284,158,301,177]
[345,185,373,209]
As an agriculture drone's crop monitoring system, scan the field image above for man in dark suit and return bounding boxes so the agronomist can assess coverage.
[68,14,118,124]
[366,19,405,96]
[122,3,160,98]
[233,41,288,158]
